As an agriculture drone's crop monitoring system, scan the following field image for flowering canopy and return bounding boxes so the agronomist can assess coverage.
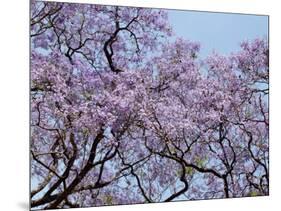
[30,1,269,209]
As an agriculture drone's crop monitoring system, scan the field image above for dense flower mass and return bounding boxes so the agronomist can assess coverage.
[30,1,269,209]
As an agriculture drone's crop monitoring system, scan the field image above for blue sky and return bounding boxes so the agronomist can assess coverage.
[168,10,268,58]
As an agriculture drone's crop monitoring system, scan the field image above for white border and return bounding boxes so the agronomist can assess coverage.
[0,0,280,211]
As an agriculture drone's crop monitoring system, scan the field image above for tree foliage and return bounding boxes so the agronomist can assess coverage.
[30,1,269,209]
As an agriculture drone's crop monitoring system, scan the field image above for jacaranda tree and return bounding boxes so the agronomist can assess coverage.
[30,1,269,209]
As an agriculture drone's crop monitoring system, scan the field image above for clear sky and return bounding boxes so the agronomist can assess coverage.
[168,10,268,58]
